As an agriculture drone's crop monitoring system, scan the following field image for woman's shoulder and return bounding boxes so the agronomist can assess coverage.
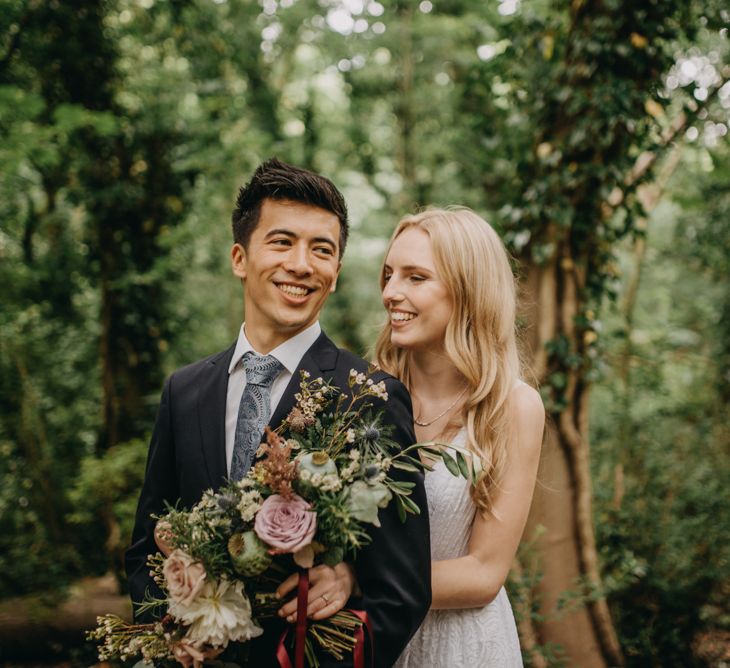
[510,379,543,410]
[508,380,545,448]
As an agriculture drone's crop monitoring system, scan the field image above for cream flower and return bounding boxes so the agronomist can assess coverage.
[169,579,263,647]
[163,550,207,606]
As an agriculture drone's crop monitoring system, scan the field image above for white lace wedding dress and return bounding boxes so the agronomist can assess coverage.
[395,429,523,667]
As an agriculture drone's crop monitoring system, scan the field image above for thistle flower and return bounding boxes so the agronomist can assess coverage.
[217,493,238,512]
[363,424,381,443]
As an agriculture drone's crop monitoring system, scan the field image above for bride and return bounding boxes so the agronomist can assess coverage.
[375,207,544,667]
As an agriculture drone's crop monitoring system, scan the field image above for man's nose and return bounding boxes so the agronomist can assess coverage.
[284,245,313,275]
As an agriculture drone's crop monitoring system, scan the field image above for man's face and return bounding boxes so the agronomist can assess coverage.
[232,198,342,352]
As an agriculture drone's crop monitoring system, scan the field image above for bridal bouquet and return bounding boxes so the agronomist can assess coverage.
[89,368,481,667]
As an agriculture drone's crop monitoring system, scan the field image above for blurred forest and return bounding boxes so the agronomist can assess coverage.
[0,0,728,666]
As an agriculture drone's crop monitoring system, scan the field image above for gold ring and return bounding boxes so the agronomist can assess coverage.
[321,594,330,604]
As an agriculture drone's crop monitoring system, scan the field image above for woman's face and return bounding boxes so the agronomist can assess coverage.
[382,227,453,353]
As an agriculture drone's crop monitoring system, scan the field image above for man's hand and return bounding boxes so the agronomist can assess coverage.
[154,519,174,557]
[277,562,357,622]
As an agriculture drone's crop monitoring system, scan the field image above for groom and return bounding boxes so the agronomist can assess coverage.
[124,158,431,667]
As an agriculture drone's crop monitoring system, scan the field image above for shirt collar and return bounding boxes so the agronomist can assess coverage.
[228,321,322,375]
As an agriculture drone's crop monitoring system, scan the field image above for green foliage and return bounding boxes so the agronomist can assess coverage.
[591,150,730,665]
[0,437,148,598]
[67,439,149,581]
[0,2,728,664]
[452,0,728,411]
[0,443,80,598]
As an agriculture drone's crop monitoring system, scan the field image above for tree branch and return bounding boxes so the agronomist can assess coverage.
[604,70,730,218]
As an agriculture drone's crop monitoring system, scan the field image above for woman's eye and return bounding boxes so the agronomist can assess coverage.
[410,275,425,282]
[383,274,392,283]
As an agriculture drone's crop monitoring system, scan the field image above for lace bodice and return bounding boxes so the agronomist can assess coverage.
[394,430,523,667]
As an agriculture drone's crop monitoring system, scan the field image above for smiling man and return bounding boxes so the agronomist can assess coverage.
[125,158,431,667]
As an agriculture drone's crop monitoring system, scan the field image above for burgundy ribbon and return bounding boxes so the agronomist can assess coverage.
[349,608,374,668]
[275,571,373,668]
[276,569,309,668]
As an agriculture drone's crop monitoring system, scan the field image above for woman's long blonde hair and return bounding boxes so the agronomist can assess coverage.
[375,207,521,515]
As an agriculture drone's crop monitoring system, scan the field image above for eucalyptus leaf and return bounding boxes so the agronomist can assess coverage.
[400,495,421,515]
[390,460,419,473]
[441,452,461,478]
[396,498,406,523]
[455,450,470,479]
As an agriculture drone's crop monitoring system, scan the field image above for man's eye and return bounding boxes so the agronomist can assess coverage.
[272,238,291,246]
[314,246,334,255]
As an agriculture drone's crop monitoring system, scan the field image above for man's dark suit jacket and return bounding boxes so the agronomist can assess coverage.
[125,331,431,667]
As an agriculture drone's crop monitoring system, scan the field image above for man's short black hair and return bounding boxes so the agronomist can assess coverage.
[232,158,349,258]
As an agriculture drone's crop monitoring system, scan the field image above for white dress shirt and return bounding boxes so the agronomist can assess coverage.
[225,321,321,476]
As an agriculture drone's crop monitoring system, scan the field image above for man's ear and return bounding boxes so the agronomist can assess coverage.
[231,243,247,280]
[330,260,343,293]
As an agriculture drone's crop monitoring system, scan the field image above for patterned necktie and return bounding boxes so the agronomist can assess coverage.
[230,351,284,481]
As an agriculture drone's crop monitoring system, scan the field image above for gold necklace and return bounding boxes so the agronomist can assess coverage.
[414,386,468,427]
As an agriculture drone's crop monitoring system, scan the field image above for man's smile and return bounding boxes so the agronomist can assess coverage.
[275,281,316,298]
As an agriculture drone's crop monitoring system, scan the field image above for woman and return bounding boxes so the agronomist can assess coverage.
[376,207,544,667]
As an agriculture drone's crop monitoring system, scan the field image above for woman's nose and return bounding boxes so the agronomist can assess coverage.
[382,278,402,305]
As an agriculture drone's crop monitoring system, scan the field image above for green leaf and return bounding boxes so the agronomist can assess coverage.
[418,445,444,457]
[455,450,470,479]
[390,460,419,473]
[441,452,461,477]
[400,495,421,515]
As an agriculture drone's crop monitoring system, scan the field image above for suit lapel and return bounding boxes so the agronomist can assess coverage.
[269,331,339,429]
[197,343,236,489]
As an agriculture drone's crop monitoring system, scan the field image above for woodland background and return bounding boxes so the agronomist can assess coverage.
[0,0,728,666]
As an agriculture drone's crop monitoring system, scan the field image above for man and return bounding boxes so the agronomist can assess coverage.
[124,158,431,667]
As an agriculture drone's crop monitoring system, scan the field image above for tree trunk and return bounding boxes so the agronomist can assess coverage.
[525,427,607,666]
[523,259,621,667]
[521,137,687,667]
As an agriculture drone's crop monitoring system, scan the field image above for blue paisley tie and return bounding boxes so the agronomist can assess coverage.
[230,352,284,481]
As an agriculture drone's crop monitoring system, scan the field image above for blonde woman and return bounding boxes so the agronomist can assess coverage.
[376,208,544,667]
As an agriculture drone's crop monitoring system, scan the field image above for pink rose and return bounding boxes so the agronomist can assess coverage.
[171,637,222,668]
[254,494,317,553]
[163,549,207,606]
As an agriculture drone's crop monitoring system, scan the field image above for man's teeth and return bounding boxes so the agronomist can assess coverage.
[278,284,309,296]
[391,312,416,321]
